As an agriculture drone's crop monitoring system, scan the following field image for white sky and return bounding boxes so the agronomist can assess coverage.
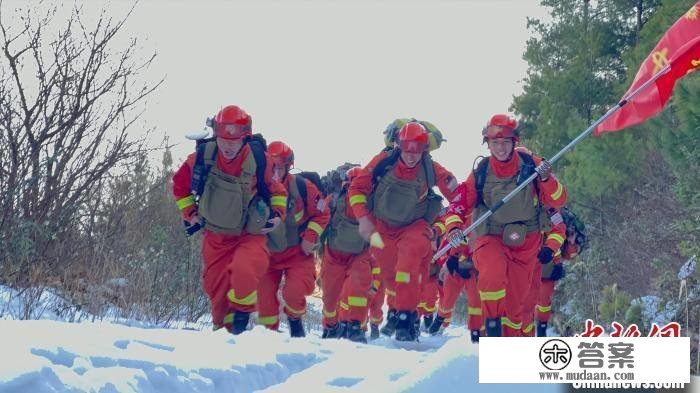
[5,0,547,181]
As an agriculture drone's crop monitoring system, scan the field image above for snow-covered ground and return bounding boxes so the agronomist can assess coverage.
[0,318,568,393]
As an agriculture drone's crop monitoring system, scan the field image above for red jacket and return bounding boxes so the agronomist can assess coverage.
[348,150,459,222]
[172,144,288,229]
[444,152,567,233]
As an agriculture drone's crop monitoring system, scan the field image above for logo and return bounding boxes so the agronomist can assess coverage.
[539,339,572,370]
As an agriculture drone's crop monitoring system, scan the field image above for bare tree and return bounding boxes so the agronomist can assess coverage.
[0,1,163,286]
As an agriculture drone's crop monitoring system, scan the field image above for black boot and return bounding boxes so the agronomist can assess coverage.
[537,320,548,337]
[370,323,380,340]
[346,320,368,343]
[395,310,419,342]
[428,315,445,335]
[470,329,480,344]
[485,317,502,337]
[231,312,250,335]
[322,323,342,339]
[422,314,434,332]
[288,317,306,338]
[337,321,348,338]
[413,314,421,336]
[380,309,399,337]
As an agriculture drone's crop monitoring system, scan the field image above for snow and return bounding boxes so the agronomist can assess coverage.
[0,318,566,392]
[0,285,571,391]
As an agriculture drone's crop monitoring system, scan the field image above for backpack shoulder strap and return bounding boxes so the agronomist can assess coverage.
[191,141,218,196]
[516,150,539,195]
[371,149,400,184]
[421,153,436,189]
[294,174,308,211]
[246,139,270,204]
[473,156,489,206]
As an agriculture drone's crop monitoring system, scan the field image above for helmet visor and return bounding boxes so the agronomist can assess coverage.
[483,125,517,140]
[399,140,428,153]
[215,123,251,140]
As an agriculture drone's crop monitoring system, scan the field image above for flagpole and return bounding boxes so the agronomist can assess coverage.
[433,63,672,261]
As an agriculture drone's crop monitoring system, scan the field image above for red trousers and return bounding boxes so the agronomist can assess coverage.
[521,263,542,336]
[439,271,483,330]
[320,247,372,327]
[201,232,269,331]
[537,279,556,323]
[368,278,386,325]
[418,275,440,316]
[257,245,316,329]
[471,233,541,336]
[371,219,432,311]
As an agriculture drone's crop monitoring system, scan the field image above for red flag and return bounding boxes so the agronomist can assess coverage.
[595,2,700,134]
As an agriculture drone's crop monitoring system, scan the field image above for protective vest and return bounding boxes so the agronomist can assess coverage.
[267,174,306,253]
[196,142,270,235]
[326,188,368,254]
[472,152,550,242]
[369,150,443,228]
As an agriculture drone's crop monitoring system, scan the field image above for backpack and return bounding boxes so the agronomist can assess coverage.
[473,151,538,207]
[190,133,270,204]
[383,118,446,152]
[371,148,437,189]
[561,207,587,251]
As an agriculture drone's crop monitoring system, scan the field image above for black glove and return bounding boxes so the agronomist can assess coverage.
[538,247,555,264]
[457,266,471,280]
[184,220,202,237]
[550,264,565,281]
[446,255,459,275]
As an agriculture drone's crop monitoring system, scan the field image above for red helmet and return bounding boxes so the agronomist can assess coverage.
[213,105,252,140]
[268,141,295,168]
[343,166,362,182]
[398,122,429,153]
[482,114,519,142]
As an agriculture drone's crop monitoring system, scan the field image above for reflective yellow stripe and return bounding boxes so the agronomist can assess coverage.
[533,195,539,206]
[271,195,287,207]
[433,222,446,235]
[370,317,382,323]
[258,315,278,325]
[523,322,535,333]
[307,221,324,236]
[371,267,381,275]
[284,303,306,315]
[223,313,234,325]
[294,210,304,223]
[348,296,368,307]
[395,271,410,283]
[444,215,463,226]
[418,302,427,308]
[339,301,349,310]
[551,182,564,201]
[227,289,257,306]
[459,255,467,262]
[537,304,552,313]
[501,317,522,330]
[386,289,396,297]
[423,305,436,313]
[349,195,367,206]
[439,306,453,314]
[547,233,565,247]
[479,289,506,301]
[372,280,381,289]
[323,309,337,318]
[176,195,195,210]
[555,250,562,257]
[467,307,482,316]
